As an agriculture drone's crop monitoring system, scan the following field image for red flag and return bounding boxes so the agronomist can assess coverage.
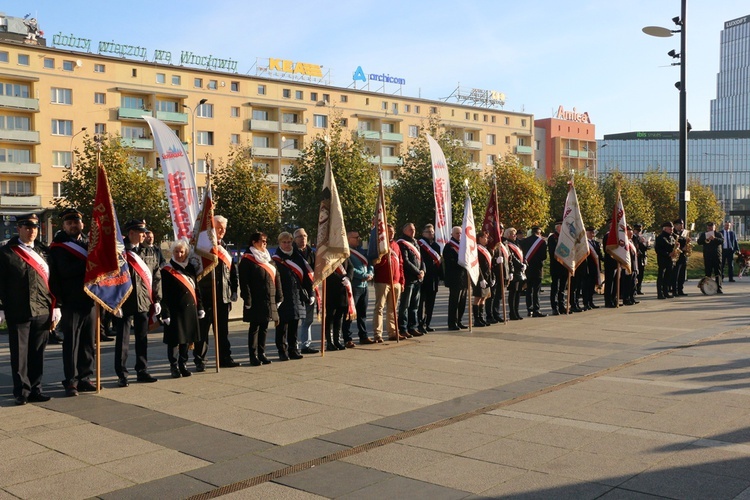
[481,184,502,250]
[191,184,218,281]
[84,164,132,313]
[605,191,632,273]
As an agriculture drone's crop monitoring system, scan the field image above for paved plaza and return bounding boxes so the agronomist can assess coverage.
[2,280,750,499]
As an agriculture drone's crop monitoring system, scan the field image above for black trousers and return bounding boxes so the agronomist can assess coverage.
[8,314,49,398]
[508,282,522,319]
[657,261,674,297]
[195,300,232,364]
[276,319,299,355]
[325,306,346,345]
[447,285,467,327]
[525,275,542,313]
[637,259,646,293]
[60,306,96,387]
[418,284,437,328]
[672,258,686,293]
[603,261,618,305]
[248,320,269,358]
[549,273,567,311]
[343,286,369,341]
[722,249,735,279]
[583,275,597,306]
[167,343,189,367]
[113,311,149,377]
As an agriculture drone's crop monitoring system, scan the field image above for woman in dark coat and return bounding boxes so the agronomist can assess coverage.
[160,239,204,378]
[239,232,282,366]
[272,231,308,361]
[324,259,353,351]
[504,228,527,321]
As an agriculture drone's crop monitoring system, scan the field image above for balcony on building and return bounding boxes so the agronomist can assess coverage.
[0,161,41,176]
[118,107,152,121]
[155,110,188,124]
[281,148,301,159]
[515,145,533,155]
[358,130,381,141]
[0,129,40,144]
[381,156,401,166]
[0,194,42,208]
[120,137,154,150]
[0,94,39,112]
[253,146,278,157]
[249,119,280,133]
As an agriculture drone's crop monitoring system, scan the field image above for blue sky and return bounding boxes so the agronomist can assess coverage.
[5,1,748,137]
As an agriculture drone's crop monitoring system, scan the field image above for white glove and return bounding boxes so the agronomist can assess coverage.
[230,292,238,302]
[0,310,5,323]
[496,256,504,264]
[479,280,487,289]
[114,309,123,318]
[521,264,527,272]
[276,302,282,309]
[508,274,514,282]
[162,317,171,326]
[153,303,162,316]
[197,310,205,319]
[342,277,350,286]
[52,307,62,324]
[308,296,316,306]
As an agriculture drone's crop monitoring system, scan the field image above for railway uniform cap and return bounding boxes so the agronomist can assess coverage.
[124,219,148,233]
[673,218,684,225]
[662,221,674,228]
[633,224,642,231]
[60,208,83,221]
[17,213,40,228]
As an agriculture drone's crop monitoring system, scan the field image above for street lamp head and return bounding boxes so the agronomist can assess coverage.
[81,127,87,131]
[642,26,674,38]
[199,98,208,105]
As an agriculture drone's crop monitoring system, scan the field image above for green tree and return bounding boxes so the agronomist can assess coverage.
[638,169,679,231]
[599,170,654,232]
[491,155,549,232]
[548,170,605,230]
[285,117,378,238]
[55,133,171,240]
[391,116,487,231]
[213,146,280,246]
[687,178,725,228]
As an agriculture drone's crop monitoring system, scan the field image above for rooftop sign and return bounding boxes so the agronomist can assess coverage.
[556,106,591,123]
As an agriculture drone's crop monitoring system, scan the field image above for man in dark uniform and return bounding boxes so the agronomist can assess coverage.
[583,227,602,309]
[521,226,547,317]
[632,224,649,295]
[443,226,468,330]
[113,219,162,387]
[195,215,240,371]
[672,219,689,296]
[698,221,725,294]
[486,222,508,323]
[547,221,568,315]
[655,221,677,299]
[49,208,97,397]
[418,224,441,333]
[397,223,425,337]
[0,214,56,405]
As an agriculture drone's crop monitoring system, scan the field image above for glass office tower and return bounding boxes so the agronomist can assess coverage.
[710,15,750,131]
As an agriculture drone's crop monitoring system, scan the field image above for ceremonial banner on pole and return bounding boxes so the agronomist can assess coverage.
[192,184,218,281]
[367,173,389,265]
[554,182,590,273]
[426,133,452,251]
[605,191,632,273]
[84,164,133,313]
[313,157,349,286]
[481,183,502,250]
[458,192,480,285]
[143,115,199,240]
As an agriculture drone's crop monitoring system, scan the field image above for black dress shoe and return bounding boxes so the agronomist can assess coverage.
[425,326,436,332]
[334,342,347,350]
[249,357,262,366]
[15,396,28,405]
[527,310,532,317]
[64,385,78,397]
[717,289,724,294]
[418,326,428,334]
[486,316,498,324]
[551,310,560,316]
[258,355,272,364]
[457,323,468,330]
[117,377,129,388]
[448,326,461,331]
[278,352,290,361]
[301,346,319,354]
[28,392,51,402]
[677,292,688,296]
[220,358,241,368]
[136,372,158,383]
[48,331,63,344]
[588,304,599,309]
[77,379,97,392]
[400,331,413,338]
[100,332,114,342]
[195,363,206,372]
[289,351,304,360]
[729,279,736,282]
[170,367,182,378]
[531,311,547,318]
[178,365,191,377]
[408,329,424,337]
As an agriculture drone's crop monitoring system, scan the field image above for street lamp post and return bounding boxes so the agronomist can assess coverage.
[643,0,688,224]
[69,126,87,171]
[182,98,208,176]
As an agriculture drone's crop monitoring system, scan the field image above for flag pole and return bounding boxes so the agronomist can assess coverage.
[499,257,507,324]
[206,159,221,373]
[566,272,572,315]
[616,264,621,307]
[321,281,327,355]
[95,305,101,393]
[377,166,398,343]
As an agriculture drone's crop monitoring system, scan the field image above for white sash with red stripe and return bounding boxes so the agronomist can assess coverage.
[497,242,509,260]
[126,249,154,302]
[418,239,441,265]
[243,252,276,281]
[477,244,492,264]
[349,248,368,267]
[334,265,356,318]
[397,239,421,266]
[447,240,459,252]
[163,264,197,304]
[507,242,524,262]
[50,240,88,260]
[525,236,544,263]
[12,245,50,288]
[216,245,232,268]
[272,254,304,284]
[299,256,320,309]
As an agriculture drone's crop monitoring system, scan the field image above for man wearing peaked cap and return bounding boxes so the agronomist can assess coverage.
[672,218,689,296]
[0,213,57,404]
[48,207,97,396]
[654,220,676,299]
[548,220,568,315]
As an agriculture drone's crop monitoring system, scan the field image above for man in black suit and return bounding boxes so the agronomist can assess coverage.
[547,221,568,315]
[720,221,740,282]
[655,221,676,299]
[632,224,649,295]
[520,226,547,317]
[698,221,724,294]
[583,227,602,309]
[443,226,467,330]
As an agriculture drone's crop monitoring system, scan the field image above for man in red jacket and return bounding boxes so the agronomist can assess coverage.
[372,224,404,342]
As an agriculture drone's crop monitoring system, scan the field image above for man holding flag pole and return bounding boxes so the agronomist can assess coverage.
[553,179,590,315]
[458,180,480,331]
[482,179,508,323]
[605,190,632,308]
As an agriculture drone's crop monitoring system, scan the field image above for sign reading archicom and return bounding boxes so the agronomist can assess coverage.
[556,105,591,124]
[353,66,406,86]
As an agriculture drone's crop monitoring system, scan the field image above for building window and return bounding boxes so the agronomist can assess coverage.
[505,136,510,144]
[382,101,388,110]
[62,60,75,71]
[95,123,106,134]
[121,126,146,139]
[365,98,370,105]
[121,96,145,109]
[414,105,420,113]
[94,63,105,73]
[230,81,239,92]
[382,146,395,157]
[230,106,240,118]
[491,116,496,123]
[487,134,496,145]
[0,147,31,163]
[465,112,470,119]
[464,132,475,141]
[197,103,213,118]
[408,125,418,138]
[53,182,64,198]
[382,123,395,133]
[1,180,32,195]
[43,58,54,69]
[295,90,303,100]
[518,138,526,146]
[404,104,411,113]
[230,134,240,144]
[430,106,438,114]
[194,78,203,88]
[258,84,266,95]
[535,140,541,150]
[483,114,488,122]
[252,109,269,121]
[196,159,207,174]
[313,114,328,128]
[282,137,299,149]
[0,116,31,131]
[156,73,166,84]
[18,54,30,66]
[473,113,478,121]
[392,103,398,114]
[339,118,348,127]
[52,151,72,167]
[94,92,106,105]
[282,113,299,123]
[51,119,73,136]
[156,100,178,112]
[197,131,214,145]
[171,75,181,85]
[51,88,73,105]
[208,80,218,90]
[310,92,319,102]
[253,136,270,148]
[521,119,527,127]
[486,154,496,165]
[505,117,510,125]
[358,121,372,131]
[0,51,8,63]
[340,95,348,103]
[282,89,291,98]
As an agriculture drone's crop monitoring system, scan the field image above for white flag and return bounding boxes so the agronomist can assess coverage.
[605,191,632,273]
[426,134,452,251]
[554,182,589,273]
[313,157,350,286]
[143,115,199,240]
[458,193,480,285]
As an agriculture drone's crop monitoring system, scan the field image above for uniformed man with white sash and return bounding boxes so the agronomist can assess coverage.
[0,214,58,405]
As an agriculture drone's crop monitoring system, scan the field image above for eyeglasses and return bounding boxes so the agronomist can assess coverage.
[260,240,267,244]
